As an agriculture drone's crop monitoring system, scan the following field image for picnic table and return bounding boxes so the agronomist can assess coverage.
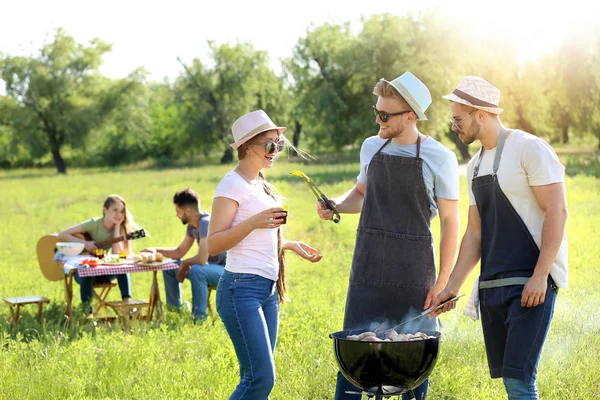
[61,256,179,323]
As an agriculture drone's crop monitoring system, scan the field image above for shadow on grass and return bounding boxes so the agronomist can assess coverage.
[0,301,202,345]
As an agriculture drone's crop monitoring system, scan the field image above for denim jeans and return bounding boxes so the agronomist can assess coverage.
[162,263,224,321]
[503,377,539,400]
[74,271,131,305]
[216,271,279,400]
[335,372,429,400]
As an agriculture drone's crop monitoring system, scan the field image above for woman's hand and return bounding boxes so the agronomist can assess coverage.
[284,241,323,263]
[250,207,287,229]
[113,225,122,237]
[84,241,98,253]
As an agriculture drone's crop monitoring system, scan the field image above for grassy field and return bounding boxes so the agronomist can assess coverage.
[0,157,599,400]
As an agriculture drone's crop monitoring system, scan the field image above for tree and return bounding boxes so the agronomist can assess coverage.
[0,29,139,173]
[175,41,287,163]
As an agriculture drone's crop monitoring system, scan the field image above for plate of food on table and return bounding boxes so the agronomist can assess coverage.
[100,253,135,266]
[132,252,175,267]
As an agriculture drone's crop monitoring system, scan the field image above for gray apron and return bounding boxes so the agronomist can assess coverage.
[343,137,437,332]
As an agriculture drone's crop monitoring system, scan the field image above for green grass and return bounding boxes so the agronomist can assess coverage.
[1,158,599,400]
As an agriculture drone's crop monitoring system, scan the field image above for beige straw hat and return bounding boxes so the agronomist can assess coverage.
[443,76,504,114]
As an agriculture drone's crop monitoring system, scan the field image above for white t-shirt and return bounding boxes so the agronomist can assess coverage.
[213,171,280,281]
[357,135,460,219]
[466,130,568,288]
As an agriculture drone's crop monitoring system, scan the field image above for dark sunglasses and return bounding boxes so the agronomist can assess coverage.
[372,106,412,122]
[255,141,285,154]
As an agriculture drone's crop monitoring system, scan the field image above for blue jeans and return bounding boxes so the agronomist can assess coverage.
[163,263,224,321]
[74,271,131,304]
[503,377,539,400]
[216,271,279,400]
[335,372,429,400]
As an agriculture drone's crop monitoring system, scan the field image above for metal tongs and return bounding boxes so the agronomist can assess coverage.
[290,170,341,223]
[387,294,465,333]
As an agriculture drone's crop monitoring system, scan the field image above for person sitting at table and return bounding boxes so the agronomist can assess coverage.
[141,188,227,323]
[58,194,138,313]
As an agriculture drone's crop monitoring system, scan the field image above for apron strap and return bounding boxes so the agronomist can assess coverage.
[473,126,508,179]
[375,139,392,157]
[479,277,529,289]
[415,135,422,159]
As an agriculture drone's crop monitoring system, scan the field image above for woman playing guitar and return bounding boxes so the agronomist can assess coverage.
[58,194,140,314]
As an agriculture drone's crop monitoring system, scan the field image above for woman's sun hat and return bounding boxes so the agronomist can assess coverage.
[384,72,432,121]
[230,110,287,149]
[443,76,504,114]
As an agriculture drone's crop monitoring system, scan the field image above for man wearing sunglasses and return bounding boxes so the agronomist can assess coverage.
[430,76,567,400]
[317,71,460,400]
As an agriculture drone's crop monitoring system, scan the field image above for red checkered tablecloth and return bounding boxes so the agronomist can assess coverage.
[78,262,179,277]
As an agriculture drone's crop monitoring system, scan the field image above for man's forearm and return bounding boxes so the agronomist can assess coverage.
[335,187,364,214]
[446,231,482,292]
[438,217,460,284]
[155,247,184,259]
[533,208,567,278]
[182,253,208,267]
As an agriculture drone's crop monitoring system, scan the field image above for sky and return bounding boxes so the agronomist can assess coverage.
[0,0,598,83]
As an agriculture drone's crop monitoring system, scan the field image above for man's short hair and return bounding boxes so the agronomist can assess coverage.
[373,79,412,111]
[173,188,199,209]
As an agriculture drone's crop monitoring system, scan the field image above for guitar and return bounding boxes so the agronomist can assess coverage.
[36,229,146,281]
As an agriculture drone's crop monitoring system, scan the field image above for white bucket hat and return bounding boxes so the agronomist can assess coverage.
[384,72,432,121]
[443,76,504,114]
[230,110,287,149]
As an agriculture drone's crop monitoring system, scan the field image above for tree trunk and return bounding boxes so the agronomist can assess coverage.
[51,148,67,174]
[445,126,471,162]
[291,119,302,156]
[561,112,570,144]
[514,103,534,135]
[220,147,233,164]
[561,124,569,144]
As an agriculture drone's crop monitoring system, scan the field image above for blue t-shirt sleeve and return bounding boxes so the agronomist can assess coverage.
[357,138,379,184]
[199,218,209,239]
[434,153,460,200]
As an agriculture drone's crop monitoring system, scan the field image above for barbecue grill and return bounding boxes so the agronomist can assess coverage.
[330,329,441,399]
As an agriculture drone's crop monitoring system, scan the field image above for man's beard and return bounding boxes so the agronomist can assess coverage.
[460,120,482,145]
[379,123,404,139]
[180,215,189,225]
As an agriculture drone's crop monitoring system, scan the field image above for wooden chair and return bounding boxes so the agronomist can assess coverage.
[207,286,216,315]
[91,282,117,316]
[106,299,150,327]
[3,296,50,328]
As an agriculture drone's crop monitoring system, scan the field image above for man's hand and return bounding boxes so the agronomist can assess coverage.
[522,275,548,307]
[177,263,191,282]
[316,199,337,221]
[423,279,447,310]
[141,247,157,254]
[428,286,460,318]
